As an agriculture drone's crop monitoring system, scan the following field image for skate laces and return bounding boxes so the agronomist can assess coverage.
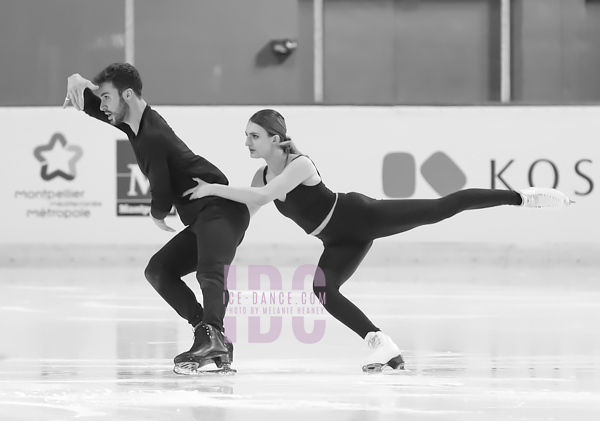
[192,322,214,339]
[367,333,383,350]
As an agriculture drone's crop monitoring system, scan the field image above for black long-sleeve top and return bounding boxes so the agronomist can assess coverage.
[83,88,229,225]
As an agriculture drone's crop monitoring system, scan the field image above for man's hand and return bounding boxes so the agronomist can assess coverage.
[151,215,176,232]
[63,74,99,111]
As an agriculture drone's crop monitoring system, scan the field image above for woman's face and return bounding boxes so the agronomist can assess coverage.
[244,121,276,159]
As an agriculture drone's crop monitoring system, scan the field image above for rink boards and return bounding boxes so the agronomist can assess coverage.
[0,105,598,248]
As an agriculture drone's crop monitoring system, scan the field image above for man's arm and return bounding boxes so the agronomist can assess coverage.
[144,138,175,221]
[147,157,175,221]
[82,88,110,123]
[64,74,109,124]
[145,139,177,232]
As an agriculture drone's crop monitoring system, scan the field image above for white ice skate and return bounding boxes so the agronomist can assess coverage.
[518,187,574,208]
[362,331,405,373]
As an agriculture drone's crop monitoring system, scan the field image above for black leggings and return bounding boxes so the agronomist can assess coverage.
[144,199,249,332]
[313,188,522,339]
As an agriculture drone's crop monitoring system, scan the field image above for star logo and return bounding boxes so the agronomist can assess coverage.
[34,133,83,181]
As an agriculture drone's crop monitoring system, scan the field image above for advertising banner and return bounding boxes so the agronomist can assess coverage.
[1,106,597,246]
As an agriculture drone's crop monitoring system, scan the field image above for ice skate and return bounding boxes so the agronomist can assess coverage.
[362,331,405,373]
[518,187,574,208]
[173,322,236,375]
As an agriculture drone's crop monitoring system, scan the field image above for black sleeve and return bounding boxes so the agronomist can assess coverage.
[145,139,174,220]
[82,88,109,123]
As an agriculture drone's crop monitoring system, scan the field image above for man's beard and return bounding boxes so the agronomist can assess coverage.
[112,99,129,125]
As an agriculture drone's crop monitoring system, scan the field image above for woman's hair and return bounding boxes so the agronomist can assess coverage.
[249,109,302,162]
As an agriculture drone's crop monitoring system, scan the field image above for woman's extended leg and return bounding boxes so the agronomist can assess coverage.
[324,189,522,242]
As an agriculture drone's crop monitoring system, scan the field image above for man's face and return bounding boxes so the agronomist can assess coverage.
[98,82,129,125]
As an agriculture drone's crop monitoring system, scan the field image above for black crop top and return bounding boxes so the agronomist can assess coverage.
[263,156,336,234]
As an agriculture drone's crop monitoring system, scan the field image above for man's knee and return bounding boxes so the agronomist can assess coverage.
[144,259,170,290]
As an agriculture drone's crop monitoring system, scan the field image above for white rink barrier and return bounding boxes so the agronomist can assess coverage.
[1,106,598,248]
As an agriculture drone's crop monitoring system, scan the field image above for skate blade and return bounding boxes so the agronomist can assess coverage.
[362,355,405,374]
[174,352,230,368]
[174,361,236,376]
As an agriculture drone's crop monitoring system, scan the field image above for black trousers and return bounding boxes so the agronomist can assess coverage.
[144,199,249,332]
[314,188,522,339]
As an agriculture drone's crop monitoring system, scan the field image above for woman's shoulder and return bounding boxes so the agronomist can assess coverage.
[288,154,318,172]
[289,153,308,162]
[288,154,316,169]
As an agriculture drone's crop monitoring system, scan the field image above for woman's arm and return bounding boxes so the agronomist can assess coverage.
[185,156,316,206]
[211,157,315,206]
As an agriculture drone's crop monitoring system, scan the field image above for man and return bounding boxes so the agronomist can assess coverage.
[64,63,249,374]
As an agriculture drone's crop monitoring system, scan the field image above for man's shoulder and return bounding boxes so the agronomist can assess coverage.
[144,106,167,126]
[141,108,177,138]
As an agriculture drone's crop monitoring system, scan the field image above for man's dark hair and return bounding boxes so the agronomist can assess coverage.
[93,63,143,97]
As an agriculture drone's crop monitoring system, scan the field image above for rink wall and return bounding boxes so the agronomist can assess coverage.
[1,106,599,266]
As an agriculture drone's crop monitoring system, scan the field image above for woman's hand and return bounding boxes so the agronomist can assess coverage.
[183,177,211,200]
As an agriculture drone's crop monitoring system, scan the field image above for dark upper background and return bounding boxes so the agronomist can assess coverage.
[2,0,599,106]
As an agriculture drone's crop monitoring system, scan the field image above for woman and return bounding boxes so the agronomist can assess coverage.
[183,109,572,373]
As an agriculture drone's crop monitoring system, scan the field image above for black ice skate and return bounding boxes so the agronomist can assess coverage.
[173,322,236,375]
